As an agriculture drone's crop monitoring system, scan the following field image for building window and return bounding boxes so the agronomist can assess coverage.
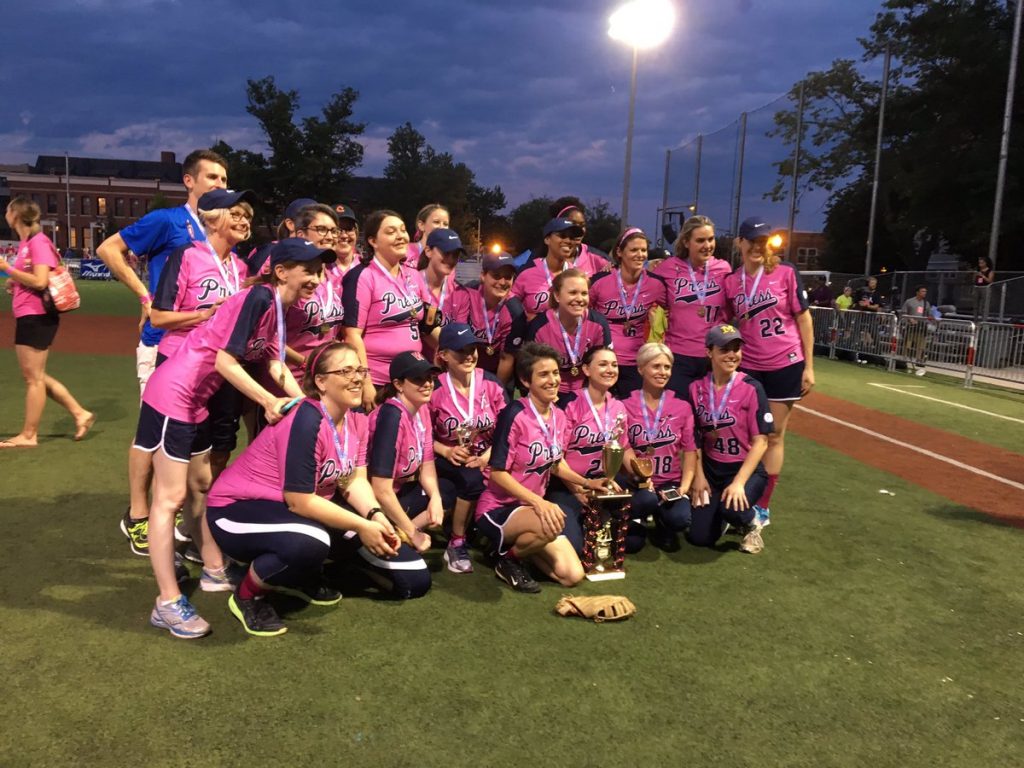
[83,228,93,254]
[130,198,141,217]
[69,195,76,213]
[70,227,78,248]
[82,196,93,215]
[47,194,58,214]
[31,193,43,208]
[115,197,126,217]
[97,197,108,216]
[805,248,818,258]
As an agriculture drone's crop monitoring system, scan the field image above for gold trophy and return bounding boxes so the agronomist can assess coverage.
[583,414,632,581]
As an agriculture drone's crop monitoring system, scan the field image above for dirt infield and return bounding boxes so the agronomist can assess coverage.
[791,391,1024,526]
[0,313,139,355]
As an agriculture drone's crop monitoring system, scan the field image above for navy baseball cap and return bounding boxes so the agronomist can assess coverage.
[438,322,480,351]
[481,250,516,274]
[197,188,256,211]
[283,198,319,221]
[738,216,772,241]
[389,351,441,381]
[333,202,357,223]
[269,237,337,268]
[426,228,466,254]
[705,324,744,348]
[543,217,584,237]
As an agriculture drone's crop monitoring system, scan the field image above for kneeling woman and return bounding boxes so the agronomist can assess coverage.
[687,325,773,554]
[368,352,445,567]
[475,342,608,593]
[207,341,404,636]
[622,343,698,552]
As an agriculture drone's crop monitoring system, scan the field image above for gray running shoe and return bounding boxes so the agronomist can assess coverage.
[229,593,287,637]
[443,542,474,573]
[149,595,211,639]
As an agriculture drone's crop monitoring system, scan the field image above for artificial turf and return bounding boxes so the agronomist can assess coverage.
[0,351,1022,767]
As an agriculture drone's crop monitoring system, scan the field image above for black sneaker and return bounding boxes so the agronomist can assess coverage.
[269,581,343,606]
[494,557,541,593]
[119,507,149,557]
[650,527,681,552]
[228,593,287,637]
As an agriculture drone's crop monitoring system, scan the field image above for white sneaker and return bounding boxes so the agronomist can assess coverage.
[915,367,926,377]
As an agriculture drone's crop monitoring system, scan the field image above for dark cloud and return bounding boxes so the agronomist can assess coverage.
[10,0,883,234]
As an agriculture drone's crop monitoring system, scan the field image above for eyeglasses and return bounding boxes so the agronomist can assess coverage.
[323,366,369,380]
[228,211,252,223]
[303,225,341,238]
[405,375,435,386]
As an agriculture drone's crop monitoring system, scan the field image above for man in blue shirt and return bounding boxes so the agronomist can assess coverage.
[96,148,228,556]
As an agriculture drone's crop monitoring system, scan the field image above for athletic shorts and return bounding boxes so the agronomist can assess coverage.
[136,343,159,396]
[742,360,805,401]
[133,402,212,463]
[475,503,524,556]
[15,313,59,350]
[668,354,708,397]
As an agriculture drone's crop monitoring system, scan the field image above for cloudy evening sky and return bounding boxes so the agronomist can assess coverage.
[3,0,886,236]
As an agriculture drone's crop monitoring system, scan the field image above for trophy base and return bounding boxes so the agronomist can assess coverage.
[585,567,626,582]
[589,492,633,503]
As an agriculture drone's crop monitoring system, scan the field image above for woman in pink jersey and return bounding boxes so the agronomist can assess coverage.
[282,204,346,380]
[449,250,527,385]
[724,217,813,526]
[416,227,463,324]
[590,227,669,398]
[331,202,361,273]
[135,238,334,639]
[0,197,93,448]
[526,269,613,403]
[406,203,449,263]
[206,341,406,636]
[429,323,509,574]
[476,342,608,593]
[368,352,444,570]
[342,210,440,410]
[688,325,773,554]
[548,346,631,556]
[653,215,732,395]
[622,343,698,552]
[150,189,254,479]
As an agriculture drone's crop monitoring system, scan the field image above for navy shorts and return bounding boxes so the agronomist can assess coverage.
[133,402,212,462]
[475,503,524,556]
[742,360,805,401]
[14,313,59,350]
[156,353,242,452]
[668,354,708,397]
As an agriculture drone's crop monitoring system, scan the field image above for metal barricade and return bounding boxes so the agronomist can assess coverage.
[973,322,1024,386]
[809,306,836,357]
[895,317,977,384]
[832,309,897,367]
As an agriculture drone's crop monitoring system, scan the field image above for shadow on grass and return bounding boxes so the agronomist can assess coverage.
[925,503,1024,530]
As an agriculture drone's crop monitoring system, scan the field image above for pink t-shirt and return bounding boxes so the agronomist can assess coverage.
[367,399,435,491]
[653,255,732,358]
[560,389,629,480]
[285,267,345,379]
[476,398,570,519]
[526,309,613,393]
[428,369,508,454]
[152,242,247,359]
[448,284,527,374]
[342,259,434,386]
[142,284,281,423]
[688,373,773,467]
[723,262,810,371]
[208,400,368,506]
[622,390,696,487]
[589,269,668,366]
[11,233,58,318]
[512,247,608,317]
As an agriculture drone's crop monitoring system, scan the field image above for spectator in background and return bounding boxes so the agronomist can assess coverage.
[900,285,932,376]
[809,277,833,308]
[974,256,995,287]
[855,277,881,312]
[834,285,854,311]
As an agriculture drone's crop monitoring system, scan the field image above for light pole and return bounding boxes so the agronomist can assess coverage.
[608,0,676,227]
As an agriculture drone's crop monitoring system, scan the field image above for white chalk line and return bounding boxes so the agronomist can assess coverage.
[794,405,1024,491]
[867,382,1024,425]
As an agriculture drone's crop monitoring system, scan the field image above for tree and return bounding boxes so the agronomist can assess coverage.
[770,0,1024,271]
[213,76,366,240]
[506,197,622,256]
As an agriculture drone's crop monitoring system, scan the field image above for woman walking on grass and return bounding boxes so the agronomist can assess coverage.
[0,197,93,448]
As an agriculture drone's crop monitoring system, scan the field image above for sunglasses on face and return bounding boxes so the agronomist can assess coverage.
[405,375,435,387]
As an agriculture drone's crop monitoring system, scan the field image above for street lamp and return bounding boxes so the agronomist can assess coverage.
[609,0,677,226]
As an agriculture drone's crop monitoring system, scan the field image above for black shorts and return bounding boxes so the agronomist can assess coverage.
[475,503,524,556]
[15,313,59,350]
[668,354,708,397]
[742,360,805,401]
[133,402,212,462]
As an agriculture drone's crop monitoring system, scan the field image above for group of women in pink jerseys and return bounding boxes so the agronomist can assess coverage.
[74,185,812,639]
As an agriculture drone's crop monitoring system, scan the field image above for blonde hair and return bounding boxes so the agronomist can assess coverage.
[7,196,41,235]
[636,342,674,369]
[674,215,715,258]
[199,201,254,230]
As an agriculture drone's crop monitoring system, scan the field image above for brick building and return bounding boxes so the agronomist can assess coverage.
[789,231,826,270]
[0,152,186,254]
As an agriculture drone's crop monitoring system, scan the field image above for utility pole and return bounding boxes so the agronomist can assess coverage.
[865,43,892,277]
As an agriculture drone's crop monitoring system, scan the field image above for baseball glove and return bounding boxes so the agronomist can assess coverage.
[554,594,636,623]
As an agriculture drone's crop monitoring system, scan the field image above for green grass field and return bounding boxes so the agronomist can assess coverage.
[0,278,141,317]
[1,351,1022,767]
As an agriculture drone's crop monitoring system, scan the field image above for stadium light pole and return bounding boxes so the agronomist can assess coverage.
[609,0,677,227]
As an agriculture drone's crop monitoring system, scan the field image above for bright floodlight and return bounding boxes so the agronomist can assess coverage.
[608,0,676,50]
